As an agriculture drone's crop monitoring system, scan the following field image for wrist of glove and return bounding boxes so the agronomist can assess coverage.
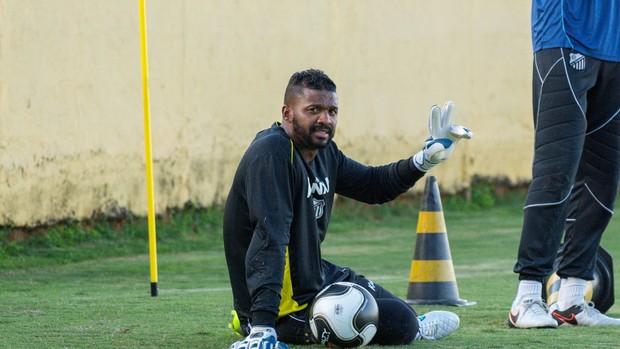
[413,101,472,172]
[412,138,454,172]
[229,326,289,349]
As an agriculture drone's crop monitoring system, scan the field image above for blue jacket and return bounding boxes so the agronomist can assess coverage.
[532,0,620,61]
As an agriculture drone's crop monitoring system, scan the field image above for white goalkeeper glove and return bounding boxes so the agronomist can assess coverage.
[229,326,289,349]
[412,101,472,172]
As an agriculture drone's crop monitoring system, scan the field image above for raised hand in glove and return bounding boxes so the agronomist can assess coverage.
[412,101,472,172]
[229,326,289,349]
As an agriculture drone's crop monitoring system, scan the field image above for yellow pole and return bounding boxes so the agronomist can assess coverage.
[139,0,158,297]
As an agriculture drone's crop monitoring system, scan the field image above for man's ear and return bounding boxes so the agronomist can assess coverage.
[282,105,292,122]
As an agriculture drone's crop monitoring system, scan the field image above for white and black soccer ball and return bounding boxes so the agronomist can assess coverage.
[309,282,379,348]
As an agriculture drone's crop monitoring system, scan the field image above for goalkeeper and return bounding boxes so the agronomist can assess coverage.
[223,69,472,348]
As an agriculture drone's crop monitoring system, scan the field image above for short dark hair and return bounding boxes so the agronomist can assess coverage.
[284,69,337,104]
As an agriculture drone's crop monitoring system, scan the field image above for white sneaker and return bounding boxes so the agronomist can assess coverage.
[508,298,557,328]
[417,311,460,340]
[551,302,620,326]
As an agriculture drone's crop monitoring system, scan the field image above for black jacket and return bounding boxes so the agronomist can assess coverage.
[223,122,424,328]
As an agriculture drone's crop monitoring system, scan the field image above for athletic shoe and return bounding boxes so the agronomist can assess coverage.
[551,302,620,326]
[508,298,557,328]
[417,311,460,340]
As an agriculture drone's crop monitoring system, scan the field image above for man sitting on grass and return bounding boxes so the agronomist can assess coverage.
[223,68,472,348]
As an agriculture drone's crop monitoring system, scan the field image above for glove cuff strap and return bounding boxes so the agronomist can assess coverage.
[412,151,433,172]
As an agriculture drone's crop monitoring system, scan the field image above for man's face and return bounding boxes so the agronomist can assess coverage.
[285,88,338,150]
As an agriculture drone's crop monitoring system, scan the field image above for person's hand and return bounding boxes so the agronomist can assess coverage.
[229,326,289,349]
[412,101,472,172]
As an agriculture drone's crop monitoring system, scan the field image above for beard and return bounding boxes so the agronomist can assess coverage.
[292,117,334,150]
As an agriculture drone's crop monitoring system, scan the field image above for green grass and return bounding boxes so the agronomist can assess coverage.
[1,193,620,348]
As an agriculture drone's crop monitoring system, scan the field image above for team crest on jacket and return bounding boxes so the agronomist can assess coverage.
[307,177,329,219]
[313,198,325,219]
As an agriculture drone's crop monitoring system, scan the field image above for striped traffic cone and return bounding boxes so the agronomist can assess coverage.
[406,176,475,306]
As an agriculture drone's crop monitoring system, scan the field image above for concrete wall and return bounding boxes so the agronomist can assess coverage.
[0,0,533,226]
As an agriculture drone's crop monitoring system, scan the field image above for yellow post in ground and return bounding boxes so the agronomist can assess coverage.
[139,0,158,297]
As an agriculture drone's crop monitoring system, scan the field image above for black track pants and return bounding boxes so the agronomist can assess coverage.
[276,268,419,345]
[514,48,620,281]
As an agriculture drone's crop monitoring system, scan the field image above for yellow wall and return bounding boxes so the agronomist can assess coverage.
[0,0,533,226]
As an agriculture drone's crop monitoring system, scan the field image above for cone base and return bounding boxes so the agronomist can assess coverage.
[406,298,477,307]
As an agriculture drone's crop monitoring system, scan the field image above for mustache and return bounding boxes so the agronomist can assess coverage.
[310,124,333,135]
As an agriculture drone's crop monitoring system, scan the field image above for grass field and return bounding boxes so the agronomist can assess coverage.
[1,192,620,348]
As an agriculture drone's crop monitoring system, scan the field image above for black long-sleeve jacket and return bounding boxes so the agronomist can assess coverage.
[223,123,424,329]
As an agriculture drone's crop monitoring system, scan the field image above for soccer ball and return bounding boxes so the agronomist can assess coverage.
[309,282,379,348]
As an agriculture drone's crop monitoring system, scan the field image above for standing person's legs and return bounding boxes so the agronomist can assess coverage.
[560,129,620,281]
[510,48,593,328]
[558,57,620,282]
[550,57,620,326]
[515,48,592,281]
